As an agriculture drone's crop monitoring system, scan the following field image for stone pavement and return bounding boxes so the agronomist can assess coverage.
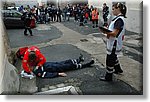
[8,19,142,94]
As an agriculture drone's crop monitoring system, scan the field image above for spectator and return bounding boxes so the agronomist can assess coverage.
[92,7,99,28]
[79,7,85,26]
[56,6,62,22]
[66,4,71,21]
[62,6,67,21]
[21,11,33,36]
[103,3,109,27]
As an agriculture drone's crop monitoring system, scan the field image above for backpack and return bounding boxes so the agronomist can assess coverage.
[16,47,29,60]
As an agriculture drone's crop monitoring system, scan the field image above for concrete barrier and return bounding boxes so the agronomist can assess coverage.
[0,16,20,94]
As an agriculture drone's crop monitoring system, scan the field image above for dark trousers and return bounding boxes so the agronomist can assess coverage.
[24,26,32,35]
[92,19,98,27]
[43,59,77,72]
[33,59,80,78]
[57,15,61,22]
[106,54,119,73]
[103,15,108,26]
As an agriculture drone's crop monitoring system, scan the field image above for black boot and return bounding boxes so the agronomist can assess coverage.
[100,72,113,81]
[82,60,95,68]
[114,64,123,74]
[76,54,84,64]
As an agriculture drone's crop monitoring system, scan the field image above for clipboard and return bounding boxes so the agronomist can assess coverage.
[99,26,112,32]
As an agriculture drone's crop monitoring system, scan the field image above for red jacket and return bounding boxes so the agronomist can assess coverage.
[22,46,46,73]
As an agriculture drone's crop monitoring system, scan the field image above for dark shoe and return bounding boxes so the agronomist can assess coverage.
[79,23,84,26]
[100,73,112,81]
[89,60,95,65]
[82,60,95,68]
[93,26,95,28]
[79,54,84,62]
[114,65,123,74]
[114,69,123,74]
[76,54,84,64]
[30,34,33,36]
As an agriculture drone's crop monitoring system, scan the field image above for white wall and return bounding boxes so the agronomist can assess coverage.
[0,6,20,94]
[0,12,6,94]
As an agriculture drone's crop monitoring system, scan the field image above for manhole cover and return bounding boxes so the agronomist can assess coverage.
[80,39,88,42]
[135,37,142,40]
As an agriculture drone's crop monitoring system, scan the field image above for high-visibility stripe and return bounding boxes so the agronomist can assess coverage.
[107,66,114,69]
[41,66,44,71]
[42,72,46,77]
[78,64,82,68]
[74,59,77,64]
[23,60,27,62]
[106,70,114,73]
[71,59,75,64]
[40,58,43,60]
[115,62,119,66]
[107,49,122,53]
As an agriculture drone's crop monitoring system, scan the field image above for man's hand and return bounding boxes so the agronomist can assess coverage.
[58,72,67,77]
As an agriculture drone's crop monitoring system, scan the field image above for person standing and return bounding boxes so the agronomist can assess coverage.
[21,11,33,36]
[47,5,52,22]
[92,8,99,28]
[102,3,109,27]
[56,6,62,22]
[79,7,85,26]
[62,6,67,21]
[100,3,127,81]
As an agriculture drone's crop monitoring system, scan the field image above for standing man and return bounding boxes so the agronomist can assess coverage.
[92,7,99,28]
[103,3,109,27]
[62,6,67,21]
[56,6,62,22]
[21,11,33,36]
[100,3,127,81]
[47,5,52,22]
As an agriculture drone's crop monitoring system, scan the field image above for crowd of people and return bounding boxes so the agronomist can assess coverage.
[17,3,111,27]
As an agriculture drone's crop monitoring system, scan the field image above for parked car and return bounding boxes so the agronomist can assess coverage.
[1,9,25,29]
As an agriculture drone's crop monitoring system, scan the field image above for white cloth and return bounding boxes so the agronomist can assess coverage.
[20,70,36,79]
